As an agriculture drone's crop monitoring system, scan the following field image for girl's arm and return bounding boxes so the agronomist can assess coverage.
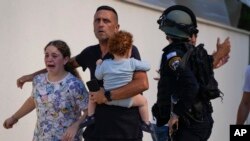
[61,109,88,141]
[3,96,35,129]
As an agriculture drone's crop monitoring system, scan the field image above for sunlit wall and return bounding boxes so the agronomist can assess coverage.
[0,0,249,141]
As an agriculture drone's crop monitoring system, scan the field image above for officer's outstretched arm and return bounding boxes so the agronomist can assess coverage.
[212,37,231,69]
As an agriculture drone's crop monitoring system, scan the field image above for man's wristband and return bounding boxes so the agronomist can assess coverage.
[104,91,112,101]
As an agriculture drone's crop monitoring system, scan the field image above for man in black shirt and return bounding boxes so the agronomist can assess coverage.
[76,44,145,140]
[16,5,148,141]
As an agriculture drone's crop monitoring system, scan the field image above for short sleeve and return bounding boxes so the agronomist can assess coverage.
[31,74,44,98]
[72,79,89,110]
[31,77,36,97]
[75,49,89,72]
[243,66,250,92]
[131,46,141,60]
[131,58,150,71]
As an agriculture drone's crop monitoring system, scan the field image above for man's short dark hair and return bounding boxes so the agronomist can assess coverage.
[96,5,118,21]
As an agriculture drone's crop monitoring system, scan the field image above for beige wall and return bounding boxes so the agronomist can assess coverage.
[0,0,249,141]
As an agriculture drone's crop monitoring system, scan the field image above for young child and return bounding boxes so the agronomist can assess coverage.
[81,30,154,133]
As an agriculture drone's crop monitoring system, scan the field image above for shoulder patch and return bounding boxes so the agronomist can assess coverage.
[166,52,177,60]
[168,57,181,70]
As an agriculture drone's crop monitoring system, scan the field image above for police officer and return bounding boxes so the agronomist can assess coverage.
[152,5,226,141]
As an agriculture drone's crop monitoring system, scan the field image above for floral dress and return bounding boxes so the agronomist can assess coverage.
[32,73,88,141]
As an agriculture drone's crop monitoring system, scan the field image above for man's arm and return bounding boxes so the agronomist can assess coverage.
[17,69,47,89]
[61,109,88,141]
[236,92,250,124]
[3,96,35,129]
[92,71,149,104]
[17,57,80,89]
[111,71,149,99]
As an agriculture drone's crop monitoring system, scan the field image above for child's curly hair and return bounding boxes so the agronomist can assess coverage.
[108,30,133,56]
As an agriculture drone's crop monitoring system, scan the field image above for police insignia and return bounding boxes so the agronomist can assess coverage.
[168,57,181,70]
[166,52,177,59]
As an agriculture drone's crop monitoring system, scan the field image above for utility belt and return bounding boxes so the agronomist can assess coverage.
[152,96,213,127]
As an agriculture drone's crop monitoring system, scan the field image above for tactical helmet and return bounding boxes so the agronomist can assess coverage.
[157,5,199,39]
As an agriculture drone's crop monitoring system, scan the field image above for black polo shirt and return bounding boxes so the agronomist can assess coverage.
[76,44,143,141]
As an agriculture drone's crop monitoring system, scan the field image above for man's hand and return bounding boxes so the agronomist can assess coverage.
[16,74,34,89]
[213,37,231,68]
[90,88,107,104]
[216,37,231,56]
[214,55,230,69]
[213,37,230,69]
[96,59,103,65]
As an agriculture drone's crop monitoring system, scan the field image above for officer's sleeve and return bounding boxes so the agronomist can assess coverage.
[165,50,183,74]
[167,50,199,117]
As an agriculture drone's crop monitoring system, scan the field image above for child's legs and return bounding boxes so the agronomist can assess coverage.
[88,98,96,116]
[132,95,149,123]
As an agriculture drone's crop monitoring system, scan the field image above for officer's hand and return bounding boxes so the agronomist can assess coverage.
[212,37,230,68]
[214,55,230,69]
[168,114,179,136]
[215,37,231,60]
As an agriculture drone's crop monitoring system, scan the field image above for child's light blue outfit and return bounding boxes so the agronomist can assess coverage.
[95,58,150,107]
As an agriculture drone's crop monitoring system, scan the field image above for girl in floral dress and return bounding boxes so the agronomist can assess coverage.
[3,40,88,141]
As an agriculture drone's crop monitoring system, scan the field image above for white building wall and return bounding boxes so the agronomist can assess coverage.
[0,0,249,141]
